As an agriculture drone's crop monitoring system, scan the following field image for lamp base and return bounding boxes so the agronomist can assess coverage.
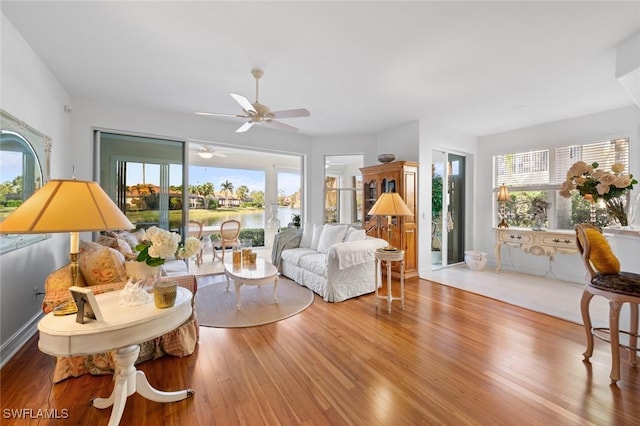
[497,218,509,228]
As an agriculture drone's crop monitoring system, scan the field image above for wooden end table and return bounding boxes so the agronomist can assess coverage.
[374,249,405,313]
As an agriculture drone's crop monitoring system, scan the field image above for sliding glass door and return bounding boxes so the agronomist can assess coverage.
[95,131,186,232]
[432,150,466,269]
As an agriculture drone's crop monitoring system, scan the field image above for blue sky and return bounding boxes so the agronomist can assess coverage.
[124,164,300,195]
[0,151,23,183]
[1,158,300,195]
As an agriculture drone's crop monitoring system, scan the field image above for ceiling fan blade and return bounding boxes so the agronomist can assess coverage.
[236,121,255,133]
[195,111,248,118]
[230,93,257,114]
[271,108,310,119]
[265,120,298,132]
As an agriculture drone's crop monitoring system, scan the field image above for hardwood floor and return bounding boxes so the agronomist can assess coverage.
[2,278,640,425]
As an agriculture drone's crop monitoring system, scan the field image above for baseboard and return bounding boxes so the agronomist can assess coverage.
[0,311,43,369]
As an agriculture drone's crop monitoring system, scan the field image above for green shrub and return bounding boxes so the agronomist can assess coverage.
[206,228,265,247]
[239,228,265,247]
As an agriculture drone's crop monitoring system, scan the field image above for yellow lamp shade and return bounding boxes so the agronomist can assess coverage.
[0,179,134,234]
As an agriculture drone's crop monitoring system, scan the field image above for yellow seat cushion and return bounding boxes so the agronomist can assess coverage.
[584,227,620,274]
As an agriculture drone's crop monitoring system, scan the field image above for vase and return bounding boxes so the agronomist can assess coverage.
[264,204,281,249]
[125,261,162,281]
[605,197,628,227]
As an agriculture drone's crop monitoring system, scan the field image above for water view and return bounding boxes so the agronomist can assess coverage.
[198,207,300,229]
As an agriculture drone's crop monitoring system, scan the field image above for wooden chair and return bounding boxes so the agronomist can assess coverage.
[212,219,242,262]
[575,223,640,384]
[187,220,204,266]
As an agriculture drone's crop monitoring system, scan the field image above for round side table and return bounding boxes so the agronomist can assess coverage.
[374,249,405,313]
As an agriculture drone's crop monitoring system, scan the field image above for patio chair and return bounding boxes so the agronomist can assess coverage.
[212,219,242,262]
[575,223,640,384]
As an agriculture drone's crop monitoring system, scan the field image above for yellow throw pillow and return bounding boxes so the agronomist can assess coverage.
[78,240,127,286]
[584,228,620,274]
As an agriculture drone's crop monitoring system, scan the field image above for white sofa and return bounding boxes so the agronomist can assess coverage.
[273,224,387,302]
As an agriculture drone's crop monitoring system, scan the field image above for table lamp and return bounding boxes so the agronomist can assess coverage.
[0,178,134,287]
[367,192,413,251]
[496,184,510,228]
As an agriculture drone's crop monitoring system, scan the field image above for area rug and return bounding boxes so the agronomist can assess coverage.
[196,276,314,328]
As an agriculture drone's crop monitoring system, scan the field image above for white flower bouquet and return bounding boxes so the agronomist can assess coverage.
[136,226,202,266]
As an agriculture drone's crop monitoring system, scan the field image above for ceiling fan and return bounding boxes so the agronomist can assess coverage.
[193,146,227,159]
[196,69,310,133]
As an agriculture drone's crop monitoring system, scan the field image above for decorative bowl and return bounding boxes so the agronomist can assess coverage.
[377,154,395,163]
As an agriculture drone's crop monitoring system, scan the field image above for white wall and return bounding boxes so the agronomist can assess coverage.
[476,105,640,282]
[376,120,420,163]
[0,12,71,364]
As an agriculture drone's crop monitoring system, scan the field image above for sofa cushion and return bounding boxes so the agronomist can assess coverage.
[79,241,128,286]
[281,247,317,266]
[317,224,349,253]
[310,223,324,251]
[299,253,328,277]
[299,223,314,248]
[345,228,366,242]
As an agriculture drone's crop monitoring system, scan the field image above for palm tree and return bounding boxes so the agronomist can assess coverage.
[201,182,214,198]
[220,180,234,208]
[236,185,249,202]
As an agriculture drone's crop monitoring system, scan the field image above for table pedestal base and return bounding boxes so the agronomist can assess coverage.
[92,344,194,426]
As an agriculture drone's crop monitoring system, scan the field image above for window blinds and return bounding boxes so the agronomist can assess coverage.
[495,137,629,188]
[553,138,630,183]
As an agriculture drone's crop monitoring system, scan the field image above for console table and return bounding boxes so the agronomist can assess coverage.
[494,228,578,273]
[38,287,195,426]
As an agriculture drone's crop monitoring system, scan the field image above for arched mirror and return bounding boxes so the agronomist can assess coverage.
[0,109,51,254]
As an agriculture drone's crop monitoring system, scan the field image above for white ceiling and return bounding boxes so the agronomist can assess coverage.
[2,1,639,138]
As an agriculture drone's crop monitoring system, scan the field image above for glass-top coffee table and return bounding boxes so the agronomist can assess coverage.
[223,258,279,310]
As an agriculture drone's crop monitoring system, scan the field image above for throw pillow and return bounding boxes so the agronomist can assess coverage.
[116,231,140,250]
[310,223,324,251]
[299,223,313,248]
[317,224,349,253]
[345,228,366,242]
[42,265,87,314]
[584,228,620,274]
[79,240,128,286]
[96,234,119,249]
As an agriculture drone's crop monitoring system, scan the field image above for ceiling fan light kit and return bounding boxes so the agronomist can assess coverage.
[196,146,226,159]
[196,69,310,133]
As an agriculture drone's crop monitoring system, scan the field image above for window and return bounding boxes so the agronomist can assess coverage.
[324,155,363,224]
[277,171,301,226]
[494,138,630,229]
[96,131,185,232]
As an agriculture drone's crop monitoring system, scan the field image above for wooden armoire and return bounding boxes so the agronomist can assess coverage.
[360,161,418,279]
